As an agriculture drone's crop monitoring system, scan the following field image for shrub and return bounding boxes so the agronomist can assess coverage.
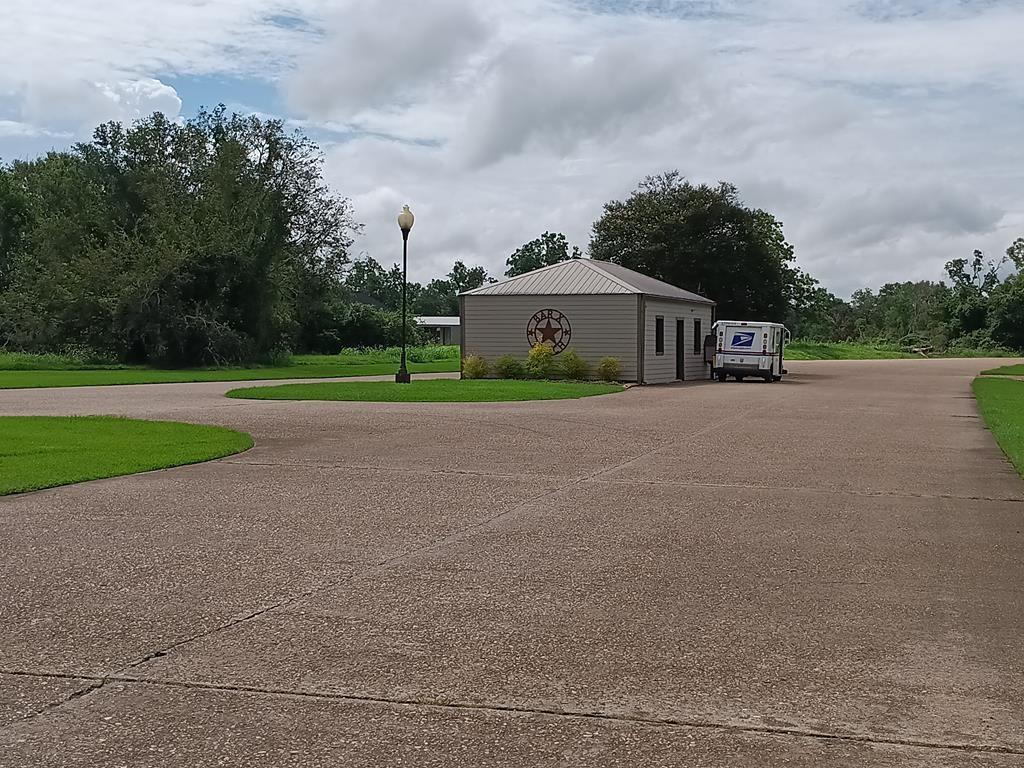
[525,343,556,379]
[495,354,527,379]
[596,356,623,382]
[462,355,489,379]
[559,348,590,380]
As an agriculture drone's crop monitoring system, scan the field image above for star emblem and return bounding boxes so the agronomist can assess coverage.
[526,309,571,354]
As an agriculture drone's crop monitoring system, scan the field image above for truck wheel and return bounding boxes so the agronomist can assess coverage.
[717,372,727,383]
[735,375,745,382]
[763,373,774,383]
[773,374,783,382]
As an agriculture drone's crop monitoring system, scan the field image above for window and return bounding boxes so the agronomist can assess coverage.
[655,316,665,356]
[693,319,702,354]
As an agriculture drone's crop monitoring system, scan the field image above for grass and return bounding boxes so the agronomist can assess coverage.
[972,378,1024,479]
[0,347,461,389]
[226,379,624,403]
[785,341,917,360]
[786,340,1020,361]
[0,416,253,496]
[981,364,1024,376]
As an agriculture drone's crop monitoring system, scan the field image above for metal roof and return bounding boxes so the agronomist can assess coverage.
[415,316,461,327]
[461,259,714,304]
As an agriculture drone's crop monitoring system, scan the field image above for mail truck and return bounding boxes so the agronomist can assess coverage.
[712,321,789,382]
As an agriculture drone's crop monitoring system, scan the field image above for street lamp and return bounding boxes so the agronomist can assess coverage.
[395,205,415,384]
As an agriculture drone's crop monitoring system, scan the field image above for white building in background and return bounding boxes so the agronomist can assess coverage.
[416,316,461,346]
[459,259,715,384]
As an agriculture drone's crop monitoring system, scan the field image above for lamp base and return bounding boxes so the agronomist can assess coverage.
[395,370,412,384]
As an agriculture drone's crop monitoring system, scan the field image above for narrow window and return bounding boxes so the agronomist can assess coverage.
[693,319,702,355]
[655,316,665,356]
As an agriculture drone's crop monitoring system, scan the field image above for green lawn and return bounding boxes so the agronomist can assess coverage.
[785,341,1018,361]
[0,348,460,389]
[973,378,1024,479]
[0,416,253,496]
[227,379,624,403]
[785,341,917,360]
[981,364,1024,376]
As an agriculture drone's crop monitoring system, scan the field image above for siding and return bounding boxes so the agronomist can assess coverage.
[463,294,639,381]
[642,299,715,384]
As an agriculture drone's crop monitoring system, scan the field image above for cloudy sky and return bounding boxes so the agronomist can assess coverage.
[2,0,1022,296]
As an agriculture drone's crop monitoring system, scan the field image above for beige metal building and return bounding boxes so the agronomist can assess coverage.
[460,259,715,384]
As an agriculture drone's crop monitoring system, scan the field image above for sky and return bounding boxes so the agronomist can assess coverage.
[2,0,1022,297]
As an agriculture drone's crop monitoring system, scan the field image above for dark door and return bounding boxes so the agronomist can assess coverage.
[676,319,685,380]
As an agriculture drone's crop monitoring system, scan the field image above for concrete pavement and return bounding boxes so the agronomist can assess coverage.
[1,359,1023,766]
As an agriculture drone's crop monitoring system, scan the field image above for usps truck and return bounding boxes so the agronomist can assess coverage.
[712,321,789,382]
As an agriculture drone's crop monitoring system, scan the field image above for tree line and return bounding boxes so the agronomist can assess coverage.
[517,172,1023,354]
[1,109,1020,367]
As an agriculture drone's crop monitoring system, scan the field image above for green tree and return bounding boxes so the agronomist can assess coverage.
[344,257,411,311]
[0,165,29,292]
[784,269,853,341]
[987,273,1024,351]
[984,238,1024,351]
[505,231,581,277]
[0,107,358,365]
[944,249,1004,340]
[412,260,493,316]
[448,260,491,293]
[589,172,795,319]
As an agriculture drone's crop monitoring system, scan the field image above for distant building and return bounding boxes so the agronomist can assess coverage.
[459,259,715,384]
[416,316,461,346]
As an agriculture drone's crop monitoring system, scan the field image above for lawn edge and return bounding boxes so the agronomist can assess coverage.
[971,377,1024,480]
[224,379,625,404]
[0,416,255,498]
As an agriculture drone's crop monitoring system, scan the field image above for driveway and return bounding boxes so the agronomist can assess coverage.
[1,359,1022,766]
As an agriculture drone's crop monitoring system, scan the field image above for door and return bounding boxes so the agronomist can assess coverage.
[676,319,685,380]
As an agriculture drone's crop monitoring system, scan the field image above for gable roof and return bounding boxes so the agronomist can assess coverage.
[461,259,714,304]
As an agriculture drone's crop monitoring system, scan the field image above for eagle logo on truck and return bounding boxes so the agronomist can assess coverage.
[527,309,572,354]
[730,331,756,348]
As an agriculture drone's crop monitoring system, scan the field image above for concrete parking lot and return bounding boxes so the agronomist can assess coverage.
[1,359,1023,766]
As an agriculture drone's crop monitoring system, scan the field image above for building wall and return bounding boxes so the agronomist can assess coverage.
[462,294,639,381]
[642,298,715,384]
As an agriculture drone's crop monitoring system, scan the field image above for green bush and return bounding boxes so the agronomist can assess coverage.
[495,354,527,379]
[525,343,556,379]
[596,356,623,382]
[559,348,590,380]
[462,355,489,379]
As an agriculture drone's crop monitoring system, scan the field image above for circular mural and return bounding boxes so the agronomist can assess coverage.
[526,309,572,354]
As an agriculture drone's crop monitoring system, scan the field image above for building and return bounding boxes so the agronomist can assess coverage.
[460,259,715,384]
[416,316,461,346]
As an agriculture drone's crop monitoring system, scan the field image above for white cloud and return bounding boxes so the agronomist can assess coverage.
[2,0,1023,297]
[19,78,182,131]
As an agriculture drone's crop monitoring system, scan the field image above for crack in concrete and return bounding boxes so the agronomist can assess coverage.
[0,412,752,730]
[219,460,1024,504]
[1,673,106,725]
[4,669,1022,757]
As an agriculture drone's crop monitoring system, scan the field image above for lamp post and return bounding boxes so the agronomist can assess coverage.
[395,205,415,384]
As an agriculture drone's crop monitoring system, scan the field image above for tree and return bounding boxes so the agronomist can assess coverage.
[0,107,358,365]
[505,231,581,277]
[987,272,1024,351]
[344,257,410,311]
[0,165,29,292]
[448,260,492,293]
[1006,238,1024,272]
[412,260,493,316]
[589,172,795,319]
[784,269,853,341]
[944,249,1005,340]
